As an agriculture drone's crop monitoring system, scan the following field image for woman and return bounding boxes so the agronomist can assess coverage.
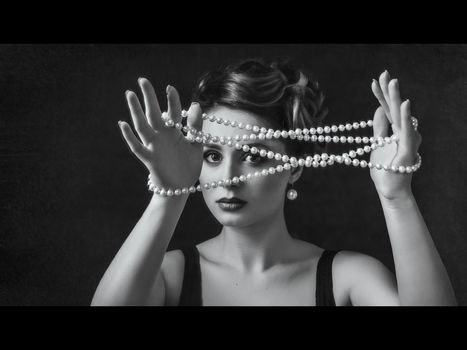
[91,58,457,306]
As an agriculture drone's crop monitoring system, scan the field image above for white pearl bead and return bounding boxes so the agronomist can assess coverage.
[347,136,354,143]
[364,145,371,153]
[267,151,275,159]
[238,123,244,129]
[355,137,362,143]
[204,183,211,190]
[344,158,352,165]
[363,137,369,143]
[259,149,267,157]
[324,126,331,133]
[310,135,317,142]
[317,127,324,134]
[318,135,325,142]
[338,125,345,131]
[340,136,346,143]
[356,148,364,156]
[274,131,281,138]
[282,155,289,162]
[268,167,275,174]
[349,150,356,158]
[246,124,252,130]
[336,155,343,163]
[250,147,258,154]
[275,153,282,160]
[398,166,406,173]
[242,135,249,141]
[250,134,257,140]
[284,163,291,170]
[224,179,232,186]
[167,189,174,196]
[253,126,260,133]
[232,177,239,184]
[360,121,367,128]
[211,181,218,188]
[262,169,269,176]
[345,123,352,130]
[352,159,360,166]
[239,175,246,182]
[235,143,242,150]
[353,122,360,129]
[298,159,305,166]
[360,160,367,168]
[266,133,273,139]
[242,145,250,152]
[312,161,319,168]
[303,128,310,135]
[331,125,338,132]
[246,173,252,180]
[182,187,189,194]
[276,165,284,172]
[333,136,340,143]
[281,130,288,138]
[325,136,332,143]
[320,160,327,167]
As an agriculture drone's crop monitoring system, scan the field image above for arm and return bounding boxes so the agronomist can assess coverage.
[92,78,204,305]
[91,194,187,306]
[348,71,457,306]
[378,193,457,305]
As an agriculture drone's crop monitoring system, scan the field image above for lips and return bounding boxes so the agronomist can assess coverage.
[216,197,247,204]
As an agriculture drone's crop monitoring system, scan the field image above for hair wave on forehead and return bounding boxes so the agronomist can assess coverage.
[192,57,329,157]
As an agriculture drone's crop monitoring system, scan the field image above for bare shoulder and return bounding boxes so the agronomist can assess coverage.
[160,249,185,306]
[332,250,398,306]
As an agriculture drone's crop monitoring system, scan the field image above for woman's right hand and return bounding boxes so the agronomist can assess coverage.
[118,78,204,192]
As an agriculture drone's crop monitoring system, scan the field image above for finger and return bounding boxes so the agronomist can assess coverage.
[371,79,393,124]
[398,99,420,164]
[186,102,203,140]
[372,106,390,138]
[379,70,391,102]
[167,85,182,124]
[118,121,148,162]
[138,77,163,130]
[388,79,402,131]
[400,99,412,137]
[126,90,154,146]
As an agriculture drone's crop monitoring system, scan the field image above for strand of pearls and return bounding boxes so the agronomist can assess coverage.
[147,111,422,197]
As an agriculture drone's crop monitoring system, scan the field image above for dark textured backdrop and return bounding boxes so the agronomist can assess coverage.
[1,44,466,306]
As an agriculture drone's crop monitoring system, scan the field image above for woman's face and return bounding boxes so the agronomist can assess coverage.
[199,106,301,228]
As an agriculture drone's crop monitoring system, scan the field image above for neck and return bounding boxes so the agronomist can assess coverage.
[217,208,294,273]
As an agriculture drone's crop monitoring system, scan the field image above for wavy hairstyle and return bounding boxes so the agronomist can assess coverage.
[192,58,329,158]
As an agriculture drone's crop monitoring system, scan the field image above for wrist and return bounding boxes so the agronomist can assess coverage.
[378,191,416,210]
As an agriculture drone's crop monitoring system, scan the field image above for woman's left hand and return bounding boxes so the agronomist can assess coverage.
[369,70,422,201]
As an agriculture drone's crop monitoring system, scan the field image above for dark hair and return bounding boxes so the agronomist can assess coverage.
[192,58,329,158]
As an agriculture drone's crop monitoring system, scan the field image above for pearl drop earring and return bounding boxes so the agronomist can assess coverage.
[287,184,298,201]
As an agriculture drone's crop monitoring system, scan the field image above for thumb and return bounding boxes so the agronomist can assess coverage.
[187,102,203,133]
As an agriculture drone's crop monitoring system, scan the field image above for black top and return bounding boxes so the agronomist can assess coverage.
[178,246,339,306]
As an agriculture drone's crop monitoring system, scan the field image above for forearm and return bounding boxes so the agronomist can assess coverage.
[91,193,188,305]
[379,192,457,305]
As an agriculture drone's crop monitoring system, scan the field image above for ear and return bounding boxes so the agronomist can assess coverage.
[288,163,304,185]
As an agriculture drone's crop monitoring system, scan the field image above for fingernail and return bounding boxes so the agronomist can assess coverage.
[138,77,144,84]
[190,102,199,107]
[118,120,122,126]
[166,85,172,94]
[372,79,377,84]
[125,90,131,97]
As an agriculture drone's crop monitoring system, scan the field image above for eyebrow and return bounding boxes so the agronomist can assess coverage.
[203,142,273,151]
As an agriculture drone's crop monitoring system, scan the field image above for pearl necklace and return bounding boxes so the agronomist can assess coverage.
[147,111,422,197]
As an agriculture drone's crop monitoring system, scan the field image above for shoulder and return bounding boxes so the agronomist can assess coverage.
[332,250,399,306]
[160,249,186,306]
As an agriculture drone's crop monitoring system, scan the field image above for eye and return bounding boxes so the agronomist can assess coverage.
[203,150,222,164]
[244,152,264,165]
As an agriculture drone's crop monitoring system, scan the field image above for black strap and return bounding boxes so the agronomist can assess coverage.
[178,246,202,306]
[315,250,339,306]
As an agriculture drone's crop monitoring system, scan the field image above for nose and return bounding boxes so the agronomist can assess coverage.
[220,155,241,189]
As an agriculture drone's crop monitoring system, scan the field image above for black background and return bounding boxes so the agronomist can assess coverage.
[1,44,466,306]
